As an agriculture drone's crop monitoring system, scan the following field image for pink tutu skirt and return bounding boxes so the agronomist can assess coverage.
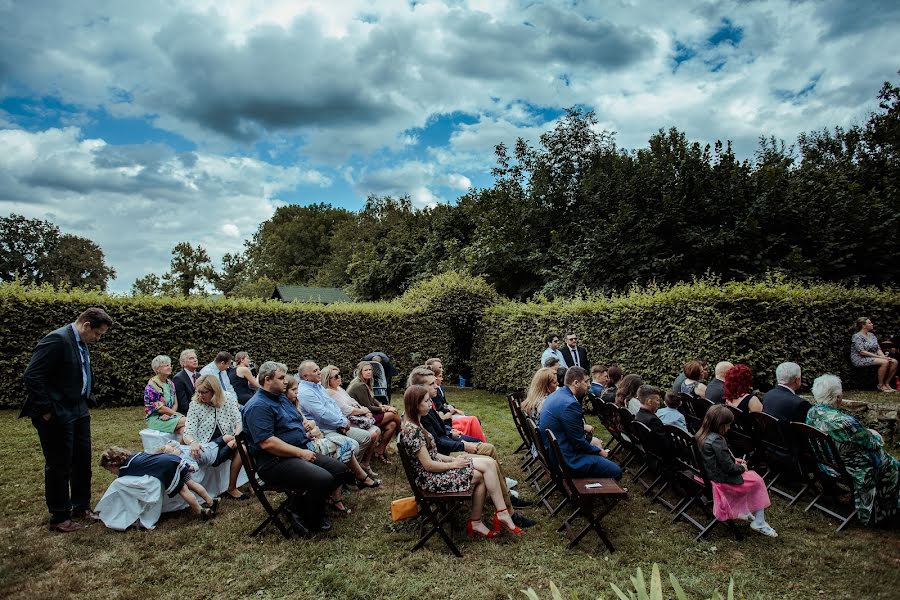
[451,415,486,442]
[710,470,771,521]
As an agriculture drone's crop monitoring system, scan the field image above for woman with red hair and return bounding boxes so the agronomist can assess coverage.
[723,364,762,413]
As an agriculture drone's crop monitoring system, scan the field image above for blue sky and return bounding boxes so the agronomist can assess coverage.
[1,0,898,293]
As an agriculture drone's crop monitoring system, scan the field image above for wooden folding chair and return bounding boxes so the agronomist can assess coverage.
[665,425,742,542]
[545,430,627,551]
[629,421,678,510]
[596,401,626,460]
[396,439,473,557]
[523,417,570,516]
[507,391,530,456]
[234,431,295,539]
[679,392,701,433]
[789,422,858,532]
[724,405,755,464]
[749,412,811,505]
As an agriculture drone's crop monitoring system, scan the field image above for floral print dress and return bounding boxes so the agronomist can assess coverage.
[399,421,473,493]
[807,404,900,525]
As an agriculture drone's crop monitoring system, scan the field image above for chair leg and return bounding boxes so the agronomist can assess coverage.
[411,502,463,557]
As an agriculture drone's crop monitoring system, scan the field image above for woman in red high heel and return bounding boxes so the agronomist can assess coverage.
[399,385,523,539]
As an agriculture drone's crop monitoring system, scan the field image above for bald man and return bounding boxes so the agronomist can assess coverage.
[705,361,734,404]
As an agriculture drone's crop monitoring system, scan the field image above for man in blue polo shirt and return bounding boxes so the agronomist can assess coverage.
[242,361,351,536]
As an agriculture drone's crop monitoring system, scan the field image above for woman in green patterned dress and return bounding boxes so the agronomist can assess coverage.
[143,355,186,436]
[807,374,899,526]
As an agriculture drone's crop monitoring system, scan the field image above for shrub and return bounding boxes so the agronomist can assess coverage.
[472,277,900,392]
[0,282,448,408]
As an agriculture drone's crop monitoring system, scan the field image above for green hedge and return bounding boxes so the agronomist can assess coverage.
[471,278,900,393]
[0,282,455,408]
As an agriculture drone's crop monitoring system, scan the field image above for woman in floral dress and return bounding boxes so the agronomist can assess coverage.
[143,355,186,435]
[399,385,523,538]
[808,374,899,526]
[850,317,898,392]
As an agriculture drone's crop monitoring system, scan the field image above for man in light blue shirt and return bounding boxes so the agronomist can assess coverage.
[657,391,689,433]
[540,332,568,368]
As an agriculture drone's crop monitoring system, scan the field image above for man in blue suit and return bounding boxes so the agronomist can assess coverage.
[539,366,622,479]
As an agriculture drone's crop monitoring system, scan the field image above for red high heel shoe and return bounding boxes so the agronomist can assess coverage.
[466,519,498,539]
[492,508,525,535]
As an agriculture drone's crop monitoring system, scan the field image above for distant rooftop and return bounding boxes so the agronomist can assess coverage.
[271,285,352,304]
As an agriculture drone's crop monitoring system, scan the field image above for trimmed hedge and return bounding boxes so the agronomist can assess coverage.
[0,282,455,408]
[471,278,900,393]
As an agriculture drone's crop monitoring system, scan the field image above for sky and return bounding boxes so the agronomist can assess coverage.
[1,0,898,294]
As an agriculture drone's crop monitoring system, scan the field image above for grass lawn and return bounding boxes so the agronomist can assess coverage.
[1,388,898,600]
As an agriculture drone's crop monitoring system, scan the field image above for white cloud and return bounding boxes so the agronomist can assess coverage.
[0,127,327,293]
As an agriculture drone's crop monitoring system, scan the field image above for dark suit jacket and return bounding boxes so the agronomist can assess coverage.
[22,324,92,422]
[634,408,674,455]
[421,408,464,454]
[560,346,589,369]
[762,385,812,423]
[705,378,725,404]
[173,369,195,414]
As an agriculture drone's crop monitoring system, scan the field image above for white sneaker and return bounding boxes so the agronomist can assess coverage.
[750,522,778,537]
[506,477,518,489]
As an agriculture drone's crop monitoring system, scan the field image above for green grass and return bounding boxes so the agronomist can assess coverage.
[1,389,898,600]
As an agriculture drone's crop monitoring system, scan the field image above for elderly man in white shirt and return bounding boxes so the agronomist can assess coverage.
[200,351,238,404]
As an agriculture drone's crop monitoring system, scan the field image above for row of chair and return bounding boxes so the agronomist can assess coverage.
[593,397,858,533]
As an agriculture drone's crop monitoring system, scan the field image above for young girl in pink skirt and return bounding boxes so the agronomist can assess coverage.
[696,405,778,537]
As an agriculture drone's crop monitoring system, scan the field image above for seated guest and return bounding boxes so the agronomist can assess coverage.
[762,362,812,423]
[615,373,644,415]
[201,351,238,404]
[294,362,379,489]
[680,360,708,399]
[807,374,900,526]
[540,332,568,368]
[521,367,559,420]
[724,364,763,413]
[705,361,733,404]
[182,375,246,500]
[555,366,568,388]
[400,385,523,538]
[430,364,486,442]
[851,317,899,393]
[634,384,674,455]
[229,351,260,405]
[600,365,622,404]
[363,351,398,399]
[173,348,199,414]
[242,361,352,535]
[696,405,777,537]
[657,391,689,433]
[539,366,622,479]
[673,360,709,392]
[100,445,218,520]
[544,357,561,369]
[409,366,534,523]
[144,355,186,435]
[347,361,401,464]
[589,365,609,397]
[322,365,381,478]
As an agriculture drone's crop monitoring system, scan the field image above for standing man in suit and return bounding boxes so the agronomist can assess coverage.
[539,367,622,479]
[173,348,199,414]
[560,332,588,370]
[762,362,812,422]
[22,307,113,532]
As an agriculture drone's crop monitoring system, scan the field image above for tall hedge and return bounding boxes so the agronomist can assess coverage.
[0,282,456,408]
[471,278,900,393]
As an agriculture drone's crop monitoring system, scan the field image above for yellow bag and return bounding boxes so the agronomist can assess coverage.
[390,496,419,521]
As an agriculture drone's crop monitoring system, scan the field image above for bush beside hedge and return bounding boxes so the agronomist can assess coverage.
[0,283,451,408]
[471,278,900,393]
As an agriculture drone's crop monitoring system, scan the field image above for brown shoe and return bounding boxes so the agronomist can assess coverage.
[73,509,101,522]
[48,520,84,533]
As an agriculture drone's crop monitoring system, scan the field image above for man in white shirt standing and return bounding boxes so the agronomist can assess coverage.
[540,333,568,368]
[201,351,237,403]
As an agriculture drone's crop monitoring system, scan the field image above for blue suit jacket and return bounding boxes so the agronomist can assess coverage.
[538,386,601,473]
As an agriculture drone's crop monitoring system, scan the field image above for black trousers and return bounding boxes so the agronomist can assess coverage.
[258,454,351,526]
[32,414,92,523]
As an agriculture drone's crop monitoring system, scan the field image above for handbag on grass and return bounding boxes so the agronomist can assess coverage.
[390,496,419,521]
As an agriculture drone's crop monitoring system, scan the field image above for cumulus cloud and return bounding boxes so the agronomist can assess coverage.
[0,127,327,292]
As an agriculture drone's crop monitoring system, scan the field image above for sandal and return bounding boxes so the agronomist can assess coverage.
[375,453,393,465]
[355,476,382,489]
[210,497,221,515]
[363,465,380,479]
[200,507,215,521]
[329,498,352,515]
[225,491,250,501]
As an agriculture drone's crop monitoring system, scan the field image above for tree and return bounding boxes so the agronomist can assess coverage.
[131,273,162,296]
[0,213,115,290]
[213,252,248,296]
[162,242,215,296]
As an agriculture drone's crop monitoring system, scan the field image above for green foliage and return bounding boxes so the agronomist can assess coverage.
[472,276,900,392]
[0,281,449,408]
[521,564,741,600]
[0,214,115,291]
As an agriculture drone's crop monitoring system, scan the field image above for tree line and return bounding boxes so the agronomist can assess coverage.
[4,76,898,300]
